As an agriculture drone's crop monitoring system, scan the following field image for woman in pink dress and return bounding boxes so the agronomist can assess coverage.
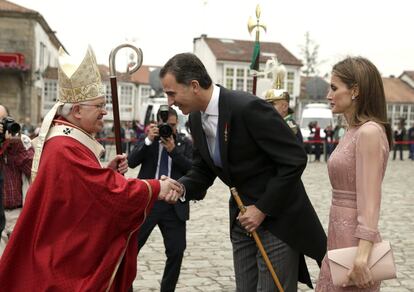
[316,57,393,291]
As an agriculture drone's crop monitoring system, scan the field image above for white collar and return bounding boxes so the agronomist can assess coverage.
[202,84,220,116]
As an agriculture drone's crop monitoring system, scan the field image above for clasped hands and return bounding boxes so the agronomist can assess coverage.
[108,154,183,204]
[158,175,184,204]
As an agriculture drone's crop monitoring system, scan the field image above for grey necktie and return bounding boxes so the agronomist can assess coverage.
[202,112,216,155]
[201,113,222,167]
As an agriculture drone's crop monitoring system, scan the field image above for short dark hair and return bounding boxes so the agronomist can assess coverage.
[159,53,212,89]
[157,106,178,122]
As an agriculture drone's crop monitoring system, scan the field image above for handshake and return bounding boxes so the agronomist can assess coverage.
[158,175,184,204]
[108,154,184,204]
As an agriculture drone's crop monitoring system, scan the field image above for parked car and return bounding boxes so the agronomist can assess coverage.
[300,103,335,154]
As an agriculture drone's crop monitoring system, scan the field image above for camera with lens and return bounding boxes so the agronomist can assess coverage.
[157,105,173,138]
[0,116,21,142]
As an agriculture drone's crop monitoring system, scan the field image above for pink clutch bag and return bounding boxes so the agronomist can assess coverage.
[327,241,397,286]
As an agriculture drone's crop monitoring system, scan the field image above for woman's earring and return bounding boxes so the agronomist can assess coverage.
[351,96,355,100]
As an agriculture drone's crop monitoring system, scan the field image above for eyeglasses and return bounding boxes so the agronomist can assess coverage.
[79,103,107,111]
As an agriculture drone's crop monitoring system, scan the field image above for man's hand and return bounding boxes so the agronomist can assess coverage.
[158,175,183,204]
[237,205,266,233]
[107,154,128,174]
[0,125,21,145]
[146,123,159,142]
[160,136,175,153]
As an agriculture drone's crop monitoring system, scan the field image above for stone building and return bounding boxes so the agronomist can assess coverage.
[0,0,63,123]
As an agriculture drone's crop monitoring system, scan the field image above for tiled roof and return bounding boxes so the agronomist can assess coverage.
[298,76,414,104]
[43,64,155,85]
[0,0,35,13]
[383,77,414,103]
[400,70,414,81]
[299,76,329,100]
[202,37,302,66]
[130,65,158,84]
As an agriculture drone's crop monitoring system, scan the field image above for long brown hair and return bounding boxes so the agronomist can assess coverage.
[332,57,392,148]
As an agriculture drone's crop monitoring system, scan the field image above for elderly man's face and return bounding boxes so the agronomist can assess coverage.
[272,100,289,118]
[75,97,107,134]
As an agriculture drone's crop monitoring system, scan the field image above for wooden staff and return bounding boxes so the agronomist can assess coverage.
[230,187,284,292]
[109,44,143,154]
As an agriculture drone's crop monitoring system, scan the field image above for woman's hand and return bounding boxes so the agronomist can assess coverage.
[345,259,374,289]
[344,239,375,289]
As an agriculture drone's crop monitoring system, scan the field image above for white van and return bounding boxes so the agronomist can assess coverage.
[300,103,334,140]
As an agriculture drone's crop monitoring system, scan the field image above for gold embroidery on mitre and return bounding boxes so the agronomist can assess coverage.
[57,46,105,103]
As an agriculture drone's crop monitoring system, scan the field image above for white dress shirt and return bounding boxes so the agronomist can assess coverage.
[201,84,220,157]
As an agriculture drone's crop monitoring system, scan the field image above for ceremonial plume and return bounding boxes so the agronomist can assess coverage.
[264,56,289,103]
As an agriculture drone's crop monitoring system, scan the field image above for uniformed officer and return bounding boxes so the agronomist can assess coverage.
[264,89,303,143]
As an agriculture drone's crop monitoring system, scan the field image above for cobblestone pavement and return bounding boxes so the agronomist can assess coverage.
[128,158,414,291]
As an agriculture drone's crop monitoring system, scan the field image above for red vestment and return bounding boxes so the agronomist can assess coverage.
[0,131,159,291]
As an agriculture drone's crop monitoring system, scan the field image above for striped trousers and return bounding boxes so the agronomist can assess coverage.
[231,221,299,292]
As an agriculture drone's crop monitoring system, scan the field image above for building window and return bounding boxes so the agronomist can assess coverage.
[394,105,400,116]
[39,42,46,71]
[408,105,414,124]
[120,85,133,105]
[43,80,57,112]
[140,85,151,98]
[236,68,245,91]
[224,65,251,91]
[402,104,408,119]
[226,78,234,89]
[287,72,295,95]
[105,84,113,111]
[43,80,57,114]
[247,79,253,93]
[120,85,133,113]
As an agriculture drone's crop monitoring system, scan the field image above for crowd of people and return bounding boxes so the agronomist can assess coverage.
[304,118,414,162]
[0,47,409,292]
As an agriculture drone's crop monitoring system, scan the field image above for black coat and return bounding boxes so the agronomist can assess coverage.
[128,133,193,221]
[179,86,327,287]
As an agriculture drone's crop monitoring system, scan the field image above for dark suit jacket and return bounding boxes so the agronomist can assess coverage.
[179,86,327,287]
[128,133,193,221]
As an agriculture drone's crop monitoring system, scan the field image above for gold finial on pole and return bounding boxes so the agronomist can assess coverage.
[247,4,267,42]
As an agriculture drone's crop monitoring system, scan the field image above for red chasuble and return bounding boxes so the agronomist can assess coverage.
[0,134,160,291]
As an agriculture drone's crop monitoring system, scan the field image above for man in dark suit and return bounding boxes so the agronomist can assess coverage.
[159,53,326,291]
[128,107,193,292]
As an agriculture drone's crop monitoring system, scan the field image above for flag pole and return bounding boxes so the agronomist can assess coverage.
[248,5,266,96]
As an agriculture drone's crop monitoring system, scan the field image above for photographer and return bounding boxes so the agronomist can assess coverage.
[128,106,193,292]
[0,105,34,256]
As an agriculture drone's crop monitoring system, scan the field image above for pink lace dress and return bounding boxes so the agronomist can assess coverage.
[316,121,389,292]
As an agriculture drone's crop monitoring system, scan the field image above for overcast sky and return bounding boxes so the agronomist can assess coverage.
[13,0,414,77]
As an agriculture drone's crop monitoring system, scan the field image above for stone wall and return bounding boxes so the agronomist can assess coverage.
[0,16,34,122]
